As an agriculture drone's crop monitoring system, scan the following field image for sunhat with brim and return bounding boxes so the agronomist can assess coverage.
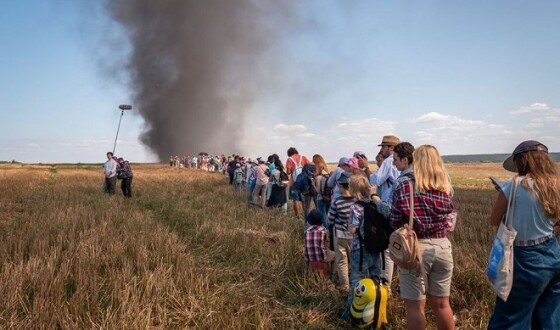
[306,209,323,226]
[503,140,548,172]
[378,135,400,146]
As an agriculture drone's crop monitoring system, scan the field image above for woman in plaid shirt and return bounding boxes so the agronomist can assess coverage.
[390,145,456,330]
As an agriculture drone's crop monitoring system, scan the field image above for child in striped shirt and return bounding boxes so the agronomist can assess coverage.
[327,172,357,292]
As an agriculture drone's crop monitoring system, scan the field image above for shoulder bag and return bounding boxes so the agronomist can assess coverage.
[486,177,518,302]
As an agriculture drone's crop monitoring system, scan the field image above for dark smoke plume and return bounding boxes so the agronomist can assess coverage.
[105,1,296,160]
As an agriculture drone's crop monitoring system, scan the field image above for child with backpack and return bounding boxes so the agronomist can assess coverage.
[327,172,356,292]
[341,174,393,321]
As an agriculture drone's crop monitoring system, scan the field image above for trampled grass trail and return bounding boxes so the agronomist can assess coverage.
[0,163,545,329]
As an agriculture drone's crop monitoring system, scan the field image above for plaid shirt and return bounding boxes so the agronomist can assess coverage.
[390,177,454,239]
[304,225,328,262]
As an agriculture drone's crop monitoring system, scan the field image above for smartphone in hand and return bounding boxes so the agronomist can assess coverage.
[489,177,503,191]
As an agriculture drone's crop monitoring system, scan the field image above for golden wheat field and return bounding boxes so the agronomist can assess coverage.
[0,162,553,329]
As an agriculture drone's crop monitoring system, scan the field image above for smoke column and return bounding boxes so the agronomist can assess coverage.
[105,1,296,160]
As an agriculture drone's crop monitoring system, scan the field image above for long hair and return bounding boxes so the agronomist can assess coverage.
[313,154,329,174]
[349,175,370,200]
[412,145,453,196]
[514,151,560,219]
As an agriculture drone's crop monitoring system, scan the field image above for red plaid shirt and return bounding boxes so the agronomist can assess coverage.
[390,177,454,239]
[304,225,328,262]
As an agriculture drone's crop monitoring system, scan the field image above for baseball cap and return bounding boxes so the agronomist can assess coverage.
[503,140,548,172]
[338,157,350,166]
[306,209,323,226]
[338,172,351,184]
[353,151,366,158]
[345,157,360,170]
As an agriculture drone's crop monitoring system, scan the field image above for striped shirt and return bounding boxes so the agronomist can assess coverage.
[328,195,357,239]
[304,225,328,262]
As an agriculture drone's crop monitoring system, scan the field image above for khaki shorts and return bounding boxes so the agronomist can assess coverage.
[399,237,453,301]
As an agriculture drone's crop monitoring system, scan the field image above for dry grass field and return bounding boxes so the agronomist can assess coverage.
[0,162,553,329]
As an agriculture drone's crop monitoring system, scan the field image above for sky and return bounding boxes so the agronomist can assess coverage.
[1,1,559,163]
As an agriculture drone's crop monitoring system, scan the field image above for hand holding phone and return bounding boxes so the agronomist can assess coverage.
[489,177,502,191]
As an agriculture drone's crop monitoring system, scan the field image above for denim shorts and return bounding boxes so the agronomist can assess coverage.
[488,237,560,330]
[288,186,304,202]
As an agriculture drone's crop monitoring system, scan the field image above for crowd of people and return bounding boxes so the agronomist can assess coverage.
[169,154,226,172]
[218,136,559,329]
[105,135,559,329]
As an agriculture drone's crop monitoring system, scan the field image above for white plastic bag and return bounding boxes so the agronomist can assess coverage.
[486,178,518,302]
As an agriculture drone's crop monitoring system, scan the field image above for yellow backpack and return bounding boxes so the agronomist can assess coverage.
[350,277,389,329]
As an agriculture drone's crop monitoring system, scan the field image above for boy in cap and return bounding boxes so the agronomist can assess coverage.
[328,172,357,291]
[304,209,336,277]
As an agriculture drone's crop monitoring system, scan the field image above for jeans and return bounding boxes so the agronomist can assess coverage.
[246,180,256,205]
[121,177,132,197]
[345,248,382,310]
[316,199,330,228]
[488,237,560,330]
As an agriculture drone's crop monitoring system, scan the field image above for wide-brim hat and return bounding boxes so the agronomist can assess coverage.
[503,140,548,172]
[306,209,323,226]
[378,135,400,146]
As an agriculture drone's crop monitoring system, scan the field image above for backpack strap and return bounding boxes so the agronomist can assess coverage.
[407,181,415,228]
[356,200,366,272]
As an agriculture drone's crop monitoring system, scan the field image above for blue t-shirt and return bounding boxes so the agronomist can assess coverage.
[502,177,555,241]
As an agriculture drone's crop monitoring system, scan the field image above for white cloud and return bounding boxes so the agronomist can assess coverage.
[273,124,307,133]
[545,116,560,122]
[337,118,396,131]
[297,132,317,138]
[510,102,550,114]
[410,111,520,154]
[412,112,485,130]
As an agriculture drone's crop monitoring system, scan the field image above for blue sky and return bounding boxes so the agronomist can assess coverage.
[1,1,559,163]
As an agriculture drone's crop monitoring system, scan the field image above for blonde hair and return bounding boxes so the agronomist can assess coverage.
[412,145,453,196]
[349,175,370,200]
[514,151,560,219]
[313,154,329,174]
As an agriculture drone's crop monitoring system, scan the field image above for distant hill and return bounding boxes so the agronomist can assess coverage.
[442,152,560,163]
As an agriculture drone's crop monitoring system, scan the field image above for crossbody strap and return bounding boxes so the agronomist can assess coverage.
[504,177,518,227]
[407,181,415,228]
